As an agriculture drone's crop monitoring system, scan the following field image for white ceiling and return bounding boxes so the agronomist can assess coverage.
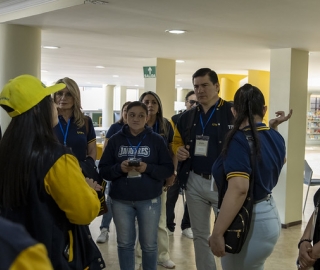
[2,0,320,90]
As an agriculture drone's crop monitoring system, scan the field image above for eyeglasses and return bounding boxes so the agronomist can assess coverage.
[188,100,199,105]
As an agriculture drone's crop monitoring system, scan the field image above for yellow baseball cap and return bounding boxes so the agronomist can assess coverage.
[0,74,66,117]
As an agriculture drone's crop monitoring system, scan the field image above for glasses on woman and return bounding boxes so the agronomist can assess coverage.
[188,100,199,105]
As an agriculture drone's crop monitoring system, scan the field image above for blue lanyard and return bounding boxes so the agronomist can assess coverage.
[199,101,218,135]
[126,134,146,158]
[58,118,71,146]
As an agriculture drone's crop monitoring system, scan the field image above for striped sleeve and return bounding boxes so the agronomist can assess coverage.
[226,172,250,180]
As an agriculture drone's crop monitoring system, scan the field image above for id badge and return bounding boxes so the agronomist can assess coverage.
[194,135,209,156]
[127,170,141,178]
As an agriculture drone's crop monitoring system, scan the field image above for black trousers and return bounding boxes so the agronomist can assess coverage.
[166,180,191,232]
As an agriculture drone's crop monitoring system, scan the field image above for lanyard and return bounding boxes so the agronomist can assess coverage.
[199,101,218,135]
[126,134,146,158]
[58,118,71,146]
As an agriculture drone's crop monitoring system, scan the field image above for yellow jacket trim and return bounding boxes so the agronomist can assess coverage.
[44,154,100,224]
[10,243,53,270]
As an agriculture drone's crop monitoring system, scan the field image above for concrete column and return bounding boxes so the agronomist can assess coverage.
[0,24,41,132]
[102,84,115,129]
[143,58,175,119]
[269,48,309,227]
[120,86,127,106]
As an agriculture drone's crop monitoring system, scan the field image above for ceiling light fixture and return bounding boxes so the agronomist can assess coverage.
[84,0,109,4]
[165,29,186,34]
[176,60,185,63]
[42,46,60,49]
[112,75,119,78]
[96,66,105,69]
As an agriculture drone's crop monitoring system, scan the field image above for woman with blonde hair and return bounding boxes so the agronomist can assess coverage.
[53,77,96,162]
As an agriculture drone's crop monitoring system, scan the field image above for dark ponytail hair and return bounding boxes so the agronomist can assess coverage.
[222,84,265,157]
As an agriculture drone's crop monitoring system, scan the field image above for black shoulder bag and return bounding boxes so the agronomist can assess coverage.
[217,129,255,254]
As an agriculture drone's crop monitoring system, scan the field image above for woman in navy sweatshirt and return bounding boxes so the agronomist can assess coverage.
[99,101,174,270]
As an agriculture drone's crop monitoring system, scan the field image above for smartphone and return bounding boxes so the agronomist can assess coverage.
[128,160,140,167]
[128,158,141,167]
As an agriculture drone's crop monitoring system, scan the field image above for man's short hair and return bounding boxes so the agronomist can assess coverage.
[192,68,219,85]
[185,90,195,101]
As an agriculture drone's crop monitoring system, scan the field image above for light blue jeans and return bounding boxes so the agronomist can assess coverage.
[111,196,161,270]
[221,196,281,270]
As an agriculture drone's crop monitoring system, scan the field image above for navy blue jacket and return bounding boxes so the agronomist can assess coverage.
[99,125,174,201]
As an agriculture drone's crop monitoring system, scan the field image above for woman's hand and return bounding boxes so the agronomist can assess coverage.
[298,241,316,269]
[269,109,293,130]
[164,174,176,191]
[208,233,226,257]
[121,160,134,173]
[121,160,147,173]
[85,177,102,191]
[135,162,147,173]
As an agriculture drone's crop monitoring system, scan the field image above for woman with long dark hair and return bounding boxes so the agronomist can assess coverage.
[0,75,102,269]
[209,84,287,270]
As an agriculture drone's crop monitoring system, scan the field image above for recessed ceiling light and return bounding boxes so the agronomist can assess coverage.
[41,70,48,72]
[176,60,185,63]
[165,30,186,34]
[134,85,139,87]
[176,84,180,87]
[177,79,182,82]
[96,66,105,69]
[42,46,60,49]
[112,75,119,78]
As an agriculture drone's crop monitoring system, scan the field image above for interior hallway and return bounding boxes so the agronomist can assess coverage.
[90,146,320,269]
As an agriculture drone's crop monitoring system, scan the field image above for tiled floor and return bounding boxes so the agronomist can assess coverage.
[90,146,320,269]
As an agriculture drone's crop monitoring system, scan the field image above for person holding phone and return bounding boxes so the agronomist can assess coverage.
[99,101,174,270]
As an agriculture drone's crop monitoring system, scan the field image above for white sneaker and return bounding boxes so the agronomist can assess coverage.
[158,259,176,269]
[96,228,109,243]
[166,228,174,236]
[182,228,193,239]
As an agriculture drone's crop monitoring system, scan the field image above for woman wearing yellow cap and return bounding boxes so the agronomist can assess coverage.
[0,75,104,269]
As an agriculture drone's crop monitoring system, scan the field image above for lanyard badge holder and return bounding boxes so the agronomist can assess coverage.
[126,135,145,178]
[194,102,218,157]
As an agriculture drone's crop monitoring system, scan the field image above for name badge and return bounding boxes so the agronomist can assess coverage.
[194,135,209,156]
[127,170,141,178]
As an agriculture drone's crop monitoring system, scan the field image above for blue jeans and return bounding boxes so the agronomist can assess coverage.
[221,196,281,270]
[111,196,161,270]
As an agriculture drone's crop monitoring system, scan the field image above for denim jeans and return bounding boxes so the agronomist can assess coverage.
[100,181,112,230]
[111,196,161,270]
[221,196,281,270]
[166,180,191,231]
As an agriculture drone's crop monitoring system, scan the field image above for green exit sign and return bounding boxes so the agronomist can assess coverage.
[143,66,156,78]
